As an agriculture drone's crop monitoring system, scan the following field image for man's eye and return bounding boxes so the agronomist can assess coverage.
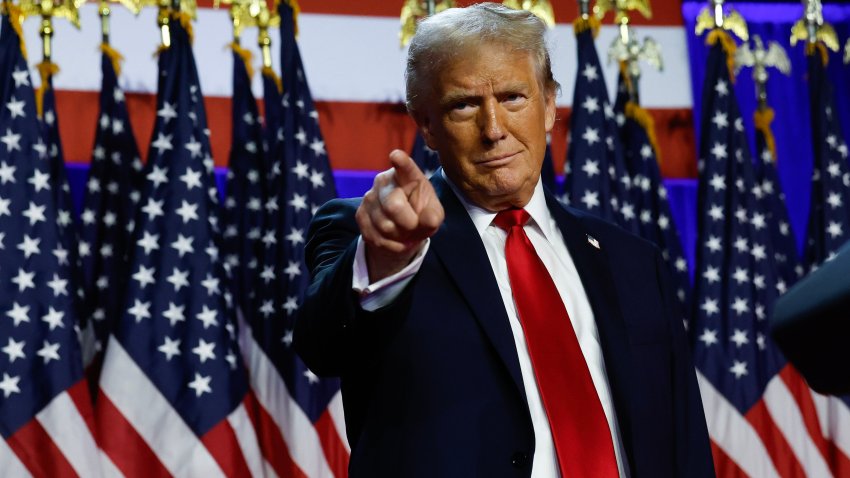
[453,102,471,111]
[505,94,523,102]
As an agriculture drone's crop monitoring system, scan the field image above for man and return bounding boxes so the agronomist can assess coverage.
[295,4,714,477]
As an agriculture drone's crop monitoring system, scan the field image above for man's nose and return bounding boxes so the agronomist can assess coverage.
[479,99,507,143]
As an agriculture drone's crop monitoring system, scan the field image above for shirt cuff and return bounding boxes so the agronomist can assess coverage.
[352,236,430,311]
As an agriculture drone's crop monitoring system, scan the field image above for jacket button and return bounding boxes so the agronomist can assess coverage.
[511,452,529,468]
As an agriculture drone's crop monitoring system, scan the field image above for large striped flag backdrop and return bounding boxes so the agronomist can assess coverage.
[0,10,102,477]
[94,15,264,476]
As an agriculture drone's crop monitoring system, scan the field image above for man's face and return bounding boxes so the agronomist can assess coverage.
[415,42,556,211]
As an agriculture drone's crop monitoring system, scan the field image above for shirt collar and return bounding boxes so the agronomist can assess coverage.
[441,170,557,241]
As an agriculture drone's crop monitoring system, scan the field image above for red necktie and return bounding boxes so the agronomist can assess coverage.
[493,208,619,478]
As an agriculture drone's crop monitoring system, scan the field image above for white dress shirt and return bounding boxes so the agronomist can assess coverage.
[352,176,630,477]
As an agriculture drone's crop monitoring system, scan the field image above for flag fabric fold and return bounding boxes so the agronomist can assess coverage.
[563,26,638,233]
[692,32,849,478]
[79,47,143,373]
[94,18,263,477]
[0,12,102,477]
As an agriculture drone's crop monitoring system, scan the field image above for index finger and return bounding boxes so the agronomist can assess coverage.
[389,149,426,187]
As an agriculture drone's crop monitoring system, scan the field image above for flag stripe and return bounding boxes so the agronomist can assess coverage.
[227,399,267,478]
[7,419,79,478]
[35,388,103,478]
[315,409,350,478]
[697,372,781,478]
[95,380,173,477]
[745,399,808,478]
[241,333,334,477]
[709,441,749,478]
[814,395,850,471]
[201,417,253,478]
[762,372,833,477]
[0,434,32,478]
[99,337,224,477]
[327,390,350,453]
[250,388,309,478]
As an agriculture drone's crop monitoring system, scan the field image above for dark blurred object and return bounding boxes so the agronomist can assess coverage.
[771,240,850,395]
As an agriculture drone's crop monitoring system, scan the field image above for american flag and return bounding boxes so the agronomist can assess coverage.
[222,47,266,311]
[613,72,692,327]
[78,47,143,370]
[752,107,801,292]
[0,12,102,476]
[563,23,639,234]
[803,48,850,269]
[692,31,850,477]
[243,2,350,477]
[409,132,440,178]
[94,18,264,476]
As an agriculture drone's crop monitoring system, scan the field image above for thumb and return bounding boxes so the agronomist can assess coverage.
[389,149,426,187]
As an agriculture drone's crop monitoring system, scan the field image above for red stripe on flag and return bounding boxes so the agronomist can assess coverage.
[243,393,309,478]
[95,390,171,477]
[66,380,97,435]
[7,418,78,478]
[709,440,749,478]
[200,419,253,478]
[315,409,350,478]
[780,366,850,476]
[746,399,807,478]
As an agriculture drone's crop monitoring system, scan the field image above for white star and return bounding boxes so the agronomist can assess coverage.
[192,339,216,363]
[6,96,25,119]
[710,143,727,160]
[113,87,125,103]
[295,127,307,145]
[582,127,600,146]
[581,160,600,177]
[827,222,843,238]
[156,336,181,361]
[582,64,598,82]
[147,166,168,188]
[17,234,40,258]
[141,198,165,220]
[289,193,308,212]
[731,297,749,315]
[309,139,326,156]
[112,119,124,135]
[166,268,190,291]
[751,212,766,230]
[0,373,20,398]
[733,236,748,253]
[304,369,320,384]
[81,209,96,225]
[128,299,151,322]
[292,161,309,179]
[581,190,599,209]
[26,169,50,193]
[751,243,767,261]
[175,200,199,223]
[284,261,301,280]
[703,266,720,283]
[205,244,219,262]
[715,79,729,96]
[0,196,9,216]
[705,236,722,253]
[709,174,726,191]
[57,210,71,227]
[225,351,237,370]
[12,68,29,87]
[827,192,843,209]
[7,302,30,326]
[132,265,156,288]
[171,234,194,257]
[201,274,220,295]
[179,168,202,190]
[36,341,60,364]
[157,102,178,123]
[163,302,186,326]
[309,170,326,189]
[151,133,173,155]
[137,231,160,255]
[283,296,299,315]
[41,307,64,331]
[11,268,35,292]
[1,129,21,152]
[285,228,305,246]
[0,161,16,184]
[708,204,723,221]
[711,111,728,129]
[581,96,600,114]
[701,298,719,316]
[188,373,212,397]
[184,137,202,158]
[699,328,718,347]
[675,258,687,272]
[52,246,69,265]
[2,338,25,363]
[196,306,219,329]
[729,360,748,378]
[46,273,68,297]
[258,300,275,318]
[732,267,749,284]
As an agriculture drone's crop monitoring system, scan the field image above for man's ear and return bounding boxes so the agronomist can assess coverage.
[544,90,556,133]
[413,110,438,150]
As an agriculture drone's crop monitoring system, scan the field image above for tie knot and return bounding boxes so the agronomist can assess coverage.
[493,208,530,231]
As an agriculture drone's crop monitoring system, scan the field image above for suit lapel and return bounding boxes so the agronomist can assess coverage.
[544,192,640,470]
[428,173,527,401]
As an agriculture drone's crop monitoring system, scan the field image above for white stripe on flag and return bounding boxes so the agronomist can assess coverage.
[99,336,225,477]
[20,5,694,109]
[241,332,335,478]
[327,391,350,453]
[826,396,850,459]
[227,402,265,478]
[696,371,781,478]
[35,390,104,478]
[762,375,833,477]
[0,435,32,478]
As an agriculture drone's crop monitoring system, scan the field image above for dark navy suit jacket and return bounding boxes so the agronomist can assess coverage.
[295,173,715,478]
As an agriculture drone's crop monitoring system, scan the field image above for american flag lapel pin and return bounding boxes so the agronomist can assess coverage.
[587,235,601,250]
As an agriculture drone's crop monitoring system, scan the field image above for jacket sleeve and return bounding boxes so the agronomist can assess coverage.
[656,249,717,477]
[294,198,415,378]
